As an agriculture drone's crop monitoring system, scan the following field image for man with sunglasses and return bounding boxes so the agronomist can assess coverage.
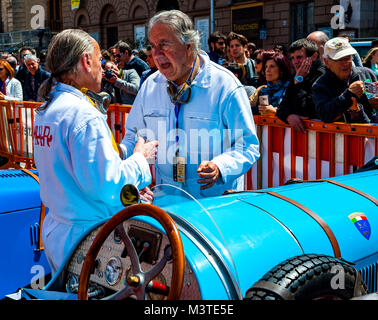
[15,47,36,90]
[207,31,227,65]
[119,10,259,199]
[114,41,150,78]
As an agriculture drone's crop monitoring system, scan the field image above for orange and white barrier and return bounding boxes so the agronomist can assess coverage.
[0,101,38,169]
[0,101,377,190]
[245,116,378,190]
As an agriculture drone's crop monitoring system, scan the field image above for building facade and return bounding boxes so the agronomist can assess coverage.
[1,1,377,52]
[0,0,62,52]
[0,0,63,33]
[62,0,377,52]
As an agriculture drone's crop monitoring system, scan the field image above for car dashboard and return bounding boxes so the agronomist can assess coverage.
[63,219,202,300]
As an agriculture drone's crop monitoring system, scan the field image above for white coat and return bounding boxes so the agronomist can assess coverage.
[33,82,151,273]
[120,51,260,198]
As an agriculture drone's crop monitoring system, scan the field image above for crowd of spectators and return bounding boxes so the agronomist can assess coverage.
[0,29,377,126]
[208,30,378,125]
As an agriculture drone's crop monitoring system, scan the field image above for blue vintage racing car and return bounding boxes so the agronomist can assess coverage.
[1,167,377,300]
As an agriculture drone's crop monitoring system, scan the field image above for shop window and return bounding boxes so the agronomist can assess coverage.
[290,1,314,41]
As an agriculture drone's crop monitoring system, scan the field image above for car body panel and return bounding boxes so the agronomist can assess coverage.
[0,169,377,299]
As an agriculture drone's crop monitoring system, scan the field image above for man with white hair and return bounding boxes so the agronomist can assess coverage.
[120,10,259,198]
[24,54,50,101]
[33,29,158,273]
[312,37,377,123]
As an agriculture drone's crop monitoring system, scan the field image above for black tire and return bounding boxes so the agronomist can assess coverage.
[244,254,368,300]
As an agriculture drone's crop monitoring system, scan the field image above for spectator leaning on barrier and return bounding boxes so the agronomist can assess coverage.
[24,54,50,102]
[207,31,227,65]
[120,10,260,198]
[114,41,150,77]
[249,51,292,116]
[102,59,140,105]
[0,59,23,101]
[276,38,326,132]
[337,32,363,68]
[312,37,378,123]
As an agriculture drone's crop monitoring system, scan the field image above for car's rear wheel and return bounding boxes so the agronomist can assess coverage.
[244,254,367,300]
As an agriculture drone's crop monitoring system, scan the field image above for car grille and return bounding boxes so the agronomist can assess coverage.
[358,262,377,293]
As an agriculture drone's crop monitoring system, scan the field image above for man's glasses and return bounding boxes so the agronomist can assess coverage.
[115,53,124,58]
[255,58,262,64]
[217,41,226,45]
[0,68,4,71]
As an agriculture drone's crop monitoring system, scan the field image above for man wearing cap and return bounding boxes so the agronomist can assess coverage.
[312,37,378,123]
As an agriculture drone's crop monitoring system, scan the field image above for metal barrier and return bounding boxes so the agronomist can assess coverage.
[0,101,38,169]
[0,101,377,190]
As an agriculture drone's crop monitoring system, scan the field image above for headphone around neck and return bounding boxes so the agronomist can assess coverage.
[167,56,198,105]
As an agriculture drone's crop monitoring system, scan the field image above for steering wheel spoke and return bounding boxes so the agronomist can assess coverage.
[103,285,136,300]
[143,246,171,285]
[115,224,141,274]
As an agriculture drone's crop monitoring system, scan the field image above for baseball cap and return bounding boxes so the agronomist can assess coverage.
[324,37,357,60]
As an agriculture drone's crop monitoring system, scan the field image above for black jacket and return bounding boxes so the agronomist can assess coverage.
[277,58,325,123]
[312,66,377,123]
[24,67,50,101]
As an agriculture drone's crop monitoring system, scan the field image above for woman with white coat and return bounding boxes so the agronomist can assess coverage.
[0,60,23,101]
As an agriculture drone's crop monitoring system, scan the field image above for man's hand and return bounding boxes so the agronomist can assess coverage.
[103,68,120,84]
[294,57,312,83]
[287,114,309,133]
[197,161,220,190]
[0,92,5,100]
[133,139,159,164]
[140,187,154,204]
[348,81,364,98]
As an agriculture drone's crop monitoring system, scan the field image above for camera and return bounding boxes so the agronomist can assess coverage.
[225,62,246,84]
[104,69,114,80]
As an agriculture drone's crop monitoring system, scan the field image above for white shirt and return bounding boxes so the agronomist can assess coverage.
[120,51,260,198]
[33,82,151,272]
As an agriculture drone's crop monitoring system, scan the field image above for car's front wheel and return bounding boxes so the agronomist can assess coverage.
[244,254,367,300]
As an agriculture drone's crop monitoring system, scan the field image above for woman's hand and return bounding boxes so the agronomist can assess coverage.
[258,104,277,116]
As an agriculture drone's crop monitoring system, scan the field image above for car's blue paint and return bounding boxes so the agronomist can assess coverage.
[1,169,377,299]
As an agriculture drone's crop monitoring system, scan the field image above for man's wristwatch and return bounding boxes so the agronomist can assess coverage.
[294,75,304,83]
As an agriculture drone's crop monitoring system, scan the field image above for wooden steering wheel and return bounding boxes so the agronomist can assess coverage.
[78,204,185,300]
